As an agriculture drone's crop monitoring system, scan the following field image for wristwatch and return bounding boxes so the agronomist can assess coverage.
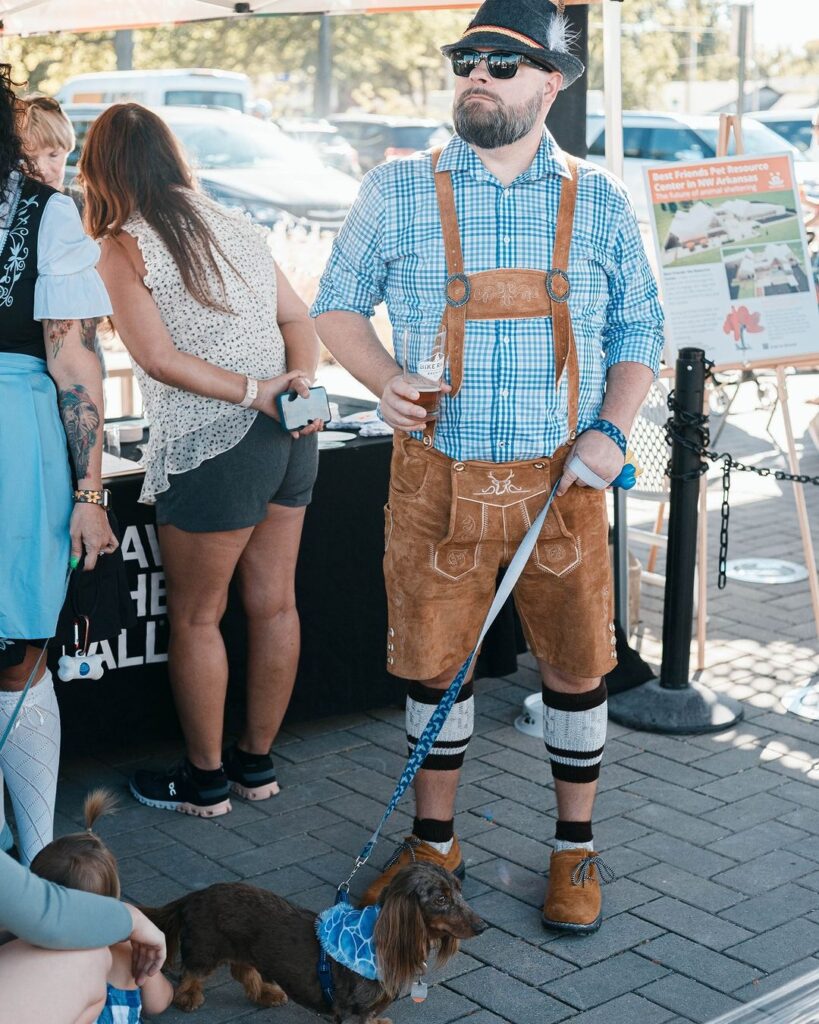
[74,488,111,510]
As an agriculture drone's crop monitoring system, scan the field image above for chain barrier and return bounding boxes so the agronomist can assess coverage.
[664,364,819,589]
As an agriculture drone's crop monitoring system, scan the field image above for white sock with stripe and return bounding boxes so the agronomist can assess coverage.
[406,680,474,771]
[542,680,607,785]
[0,669,61,865]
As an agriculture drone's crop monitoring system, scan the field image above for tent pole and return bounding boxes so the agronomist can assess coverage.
[603,0,629,633]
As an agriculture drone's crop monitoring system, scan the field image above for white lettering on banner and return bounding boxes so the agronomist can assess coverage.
[145,525,162,567]
[145,621,168,664]
[120,525,150,569]
[149,572,167,616]
[69,523,170,672]
[118,630,143,668]
[131,573,147,618]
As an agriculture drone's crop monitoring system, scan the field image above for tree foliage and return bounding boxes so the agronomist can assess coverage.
[0,5,814,114]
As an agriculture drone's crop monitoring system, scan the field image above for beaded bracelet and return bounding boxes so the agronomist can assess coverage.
[587,418,628,456]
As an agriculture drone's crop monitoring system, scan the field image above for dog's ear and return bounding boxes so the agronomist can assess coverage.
[373,888,427,999]
[436,932,459,971]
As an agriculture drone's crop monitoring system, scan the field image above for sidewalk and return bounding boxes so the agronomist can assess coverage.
[58,374,819,1024]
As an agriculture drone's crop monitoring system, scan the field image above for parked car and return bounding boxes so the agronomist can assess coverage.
[64,105,359,231]
[586,111,819,222]
[745,109,817,157]
[57,69,251,113]
[327,114,451,172]
[277,117,361,178]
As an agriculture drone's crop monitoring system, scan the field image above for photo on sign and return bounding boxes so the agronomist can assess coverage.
[655,191,801,268]
[722,242,810,300]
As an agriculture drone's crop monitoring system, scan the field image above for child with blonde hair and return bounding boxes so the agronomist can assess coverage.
[16,94,75,191]
[30,790,174,1024]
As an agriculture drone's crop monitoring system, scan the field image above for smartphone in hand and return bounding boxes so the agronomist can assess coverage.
[276,385,331,432]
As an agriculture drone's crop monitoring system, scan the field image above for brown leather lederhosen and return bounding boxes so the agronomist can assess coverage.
[383,150,615,681]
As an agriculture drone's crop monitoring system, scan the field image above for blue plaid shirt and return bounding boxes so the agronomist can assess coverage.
[311,130,664,462]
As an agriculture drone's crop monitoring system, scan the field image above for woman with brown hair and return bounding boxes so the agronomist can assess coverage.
[80,103,323,817]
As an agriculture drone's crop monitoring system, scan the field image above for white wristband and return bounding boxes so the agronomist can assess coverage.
[239,375,258,409]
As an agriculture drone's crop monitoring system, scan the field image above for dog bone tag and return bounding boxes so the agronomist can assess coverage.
[411,979,428,1003]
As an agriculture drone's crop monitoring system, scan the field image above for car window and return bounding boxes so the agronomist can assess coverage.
[695,123,799,158]
[762,120,813,153]
[333,122,361,142]
[164,90,244,112]
[586,126,647,158]
[65,118,93,167]
[588,127,605,157]
[645,127,707,161]
[389,125,449,149]
[169,117,323,170]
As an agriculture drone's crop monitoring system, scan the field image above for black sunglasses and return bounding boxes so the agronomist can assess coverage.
[449,49,554,80]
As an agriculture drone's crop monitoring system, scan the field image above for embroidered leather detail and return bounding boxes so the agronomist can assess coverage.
[477,471,527,497]
[473,281,541,307]
[0,191,38,310]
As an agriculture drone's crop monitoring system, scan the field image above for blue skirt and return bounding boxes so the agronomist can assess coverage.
[0,353,72,640]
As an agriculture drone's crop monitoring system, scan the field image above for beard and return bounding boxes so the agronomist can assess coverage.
[453,86,545,149]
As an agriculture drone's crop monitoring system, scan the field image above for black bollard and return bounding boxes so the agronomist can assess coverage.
[661,348,707,689]
[608,349,743,734]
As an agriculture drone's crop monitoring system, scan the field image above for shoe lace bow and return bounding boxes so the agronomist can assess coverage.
[384,836,422,870]
[571,854,616,888]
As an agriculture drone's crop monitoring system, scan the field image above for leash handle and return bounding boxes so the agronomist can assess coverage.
[344,477,562,886]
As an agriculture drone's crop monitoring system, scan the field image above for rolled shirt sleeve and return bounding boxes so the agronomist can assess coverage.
[0,850,131,950]
[310,170,387,320]
[601,191,665,375]
[33,193,113,322]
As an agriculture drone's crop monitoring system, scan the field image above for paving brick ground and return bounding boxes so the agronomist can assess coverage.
[52,376,819,1023]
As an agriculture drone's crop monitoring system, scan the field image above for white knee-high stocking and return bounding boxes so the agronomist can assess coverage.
[0,669,61,865]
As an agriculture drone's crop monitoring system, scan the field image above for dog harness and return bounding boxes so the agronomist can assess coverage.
[316,896,380,1006]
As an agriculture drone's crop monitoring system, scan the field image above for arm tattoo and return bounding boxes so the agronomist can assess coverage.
[47,319,72,359]
[58,384,100,480]
[80,318,98,353]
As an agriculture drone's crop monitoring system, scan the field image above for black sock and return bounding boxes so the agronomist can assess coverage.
[414,817,454,844]
[186,759,226,784]
[233,745,271,764]
[555,819,593,844]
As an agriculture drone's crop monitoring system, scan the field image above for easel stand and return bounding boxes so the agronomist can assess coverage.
[716,114,818,639]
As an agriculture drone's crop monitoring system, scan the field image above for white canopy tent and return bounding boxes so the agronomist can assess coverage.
[1,1,478,36]
[0,0,624,178]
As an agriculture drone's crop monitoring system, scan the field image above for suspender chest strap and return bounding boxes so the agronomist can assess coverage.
[428,147,581,442]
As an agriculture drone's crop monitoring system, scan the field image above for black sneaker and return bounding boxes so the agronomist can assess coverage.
[223,743,280,801]
[129,760,232,818]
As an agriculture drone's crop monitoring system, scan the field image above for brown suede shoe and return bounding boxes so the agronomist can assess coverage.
[359,835,465,906]
[542,849,614,934]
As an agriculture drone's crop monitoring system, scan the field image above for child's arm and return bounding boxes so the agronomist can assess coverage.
[139,971,175,1016]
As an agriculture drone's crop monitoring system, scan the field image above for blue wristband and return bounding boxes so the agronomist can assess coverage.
[587,418,627,457]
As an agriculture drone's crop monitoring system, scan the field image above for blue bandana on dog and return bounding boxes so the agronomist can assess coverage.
[316,901,380,981]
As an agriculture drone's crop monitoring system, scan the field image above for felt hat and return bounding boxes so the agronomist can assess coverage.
[441,0,585,91]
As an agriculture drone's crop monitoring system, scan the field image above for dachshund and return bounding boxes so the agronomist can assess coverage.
[144,862,486,1024]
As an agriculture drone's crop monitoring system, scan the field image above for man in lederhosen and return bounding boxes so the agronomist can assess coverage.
[312,0,664,933]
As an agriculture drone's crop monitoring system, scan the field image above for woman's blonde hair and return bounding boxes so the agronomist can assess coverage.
[30,789,121,898]
[17,94,75,154]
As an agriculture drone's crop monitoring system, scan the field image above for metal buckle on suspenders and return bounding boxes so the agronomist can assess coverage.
[546,268,571,303]
[444,272,471,308]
